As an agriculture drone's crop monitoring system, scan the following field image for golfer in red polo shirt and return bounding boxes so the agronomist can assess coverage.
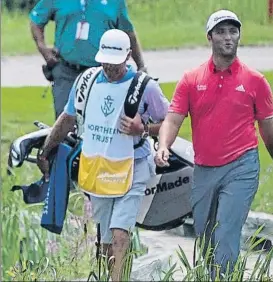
[155,9,273,277]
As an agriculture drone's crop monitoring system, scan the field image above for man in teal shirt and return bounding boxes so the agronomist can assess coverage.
[29,0,147,119]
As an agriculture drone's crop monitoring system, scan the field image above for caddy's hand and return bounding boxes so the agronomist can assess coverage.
[155,146,170,167]
[37,155,50,182]
[119,113,144,136]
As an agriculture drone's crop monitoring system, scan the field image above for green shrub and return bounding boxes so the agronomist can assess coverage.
[2,0,37,12]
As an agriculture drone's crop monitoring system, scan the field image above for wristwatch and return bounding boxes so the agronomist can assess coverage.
[141,122,149,139]
[37,148,47,161]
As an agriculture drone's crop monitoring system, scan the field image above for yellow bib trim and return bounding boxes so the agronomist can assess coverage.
[78,153,134,197]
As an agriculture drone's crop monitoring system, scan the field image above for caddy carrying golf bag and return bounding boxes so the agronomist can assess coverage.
[7,120,194,233]
[7,68,194,233]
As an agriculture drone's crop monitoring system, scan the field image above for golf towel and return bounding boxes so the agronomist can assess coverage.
[41,143,72,234]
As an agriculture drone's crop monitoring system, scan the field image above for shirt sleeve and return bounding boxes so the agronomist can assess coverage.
[142,79,170,122]
[168,73,190,116]
[117,0,134,32]
[29,0,54,26]
[255,75,273,121]
[63,82,77,116]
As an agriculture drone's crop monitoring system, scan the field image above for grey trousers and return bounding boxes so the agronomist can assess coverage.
[191,148,260,277]
[51,62,84,119]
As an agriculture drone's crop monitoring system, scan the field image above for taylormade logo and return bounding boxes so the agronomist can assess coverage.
[78,70,93,100]
[101,44,122,51]
[75,67,98,131]
[214,15,235,22]
[128,73,146,104]
[145,176,190,196]
[76,67,97,116]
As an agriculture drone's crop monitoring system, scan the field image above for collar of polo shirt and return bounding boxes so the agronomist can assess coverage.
[208,56,241,74]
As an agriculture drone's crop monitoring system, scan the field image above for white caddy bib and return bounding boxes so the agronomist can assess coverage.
[75,68,135,197]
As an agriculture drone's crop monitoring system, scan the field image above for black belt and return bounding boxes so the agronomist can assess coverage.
[60,58,90,72]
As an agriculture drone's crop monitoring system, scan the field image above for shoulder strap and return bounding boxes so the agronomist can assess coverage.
[124,71,152,118]
[74,67,102,136]
[124,71,152,150]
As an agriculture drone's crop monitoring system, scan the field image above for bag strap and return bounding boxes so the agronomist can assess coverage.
[124,71,151,118]
[74,67,102,136]
[124,72,152,149]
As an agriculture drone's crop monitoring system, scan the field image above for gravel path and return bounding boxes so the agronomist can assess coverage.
[1,46,273,87]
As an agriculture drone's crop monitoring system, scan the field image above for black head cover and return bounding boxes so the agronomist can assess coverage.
[11,177,48,204]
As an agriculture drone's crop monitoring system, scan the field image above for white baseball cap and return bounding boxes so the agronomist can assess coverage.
[95,29,131,65]
[206,10,242,34]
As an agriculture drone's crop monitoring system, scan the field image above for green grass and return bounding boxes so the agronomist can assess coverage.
[2,0,273,56]
[128,0,273,50]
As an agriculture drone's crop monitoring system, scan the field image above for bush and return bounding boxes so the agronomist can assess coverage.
[2,0,38,12]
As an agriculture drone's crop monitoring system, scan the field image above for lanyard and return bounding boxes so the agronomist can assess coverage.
[80,0,87,19]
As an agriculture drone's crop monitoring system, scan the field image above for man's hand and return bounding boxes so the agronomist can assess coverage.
[156,112,186,166]
[39,46,59,68]
[37,154,50,182]
[35,113,76,181]
[155,146,170,167]
[119,114,144,136]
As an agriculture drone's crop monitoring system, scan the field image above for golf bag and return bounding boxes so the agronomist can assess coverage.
[7,67,194,232]
[136,136,194,230]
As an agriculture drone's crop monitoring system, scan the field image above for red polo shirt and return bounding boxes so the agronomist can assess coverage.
[169,57,273,166]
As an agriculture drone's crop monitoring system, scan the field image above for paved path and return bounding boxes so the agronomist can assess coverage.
[1,46,273,87]
[132,230,272,281]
